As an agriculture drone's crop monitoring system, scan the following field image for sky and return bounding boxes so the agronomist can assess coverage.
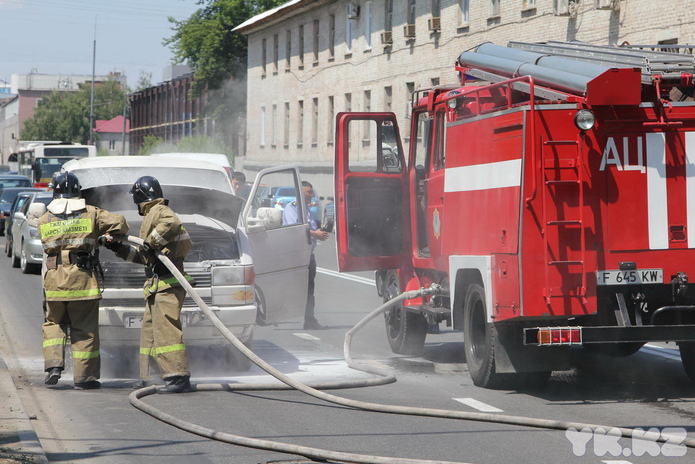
[0,0,202,88]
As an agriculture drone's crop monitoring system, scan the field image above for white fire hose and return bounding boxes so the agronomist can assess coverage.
[118,235,695,464]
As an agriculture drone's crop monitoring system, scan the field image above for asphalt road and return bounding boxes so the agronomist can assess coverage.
[1,235,694,464]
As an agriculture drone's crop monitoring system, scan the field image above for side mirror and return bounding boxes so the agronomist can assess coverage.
[28,202,47,218]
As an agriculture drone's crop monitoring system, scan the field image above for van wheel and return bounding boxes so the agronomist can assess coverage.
[20,241,38,274]
[4,237,11,257]
[679,342,695,381]
[383,270,427,355]
[11,247,20,268]
[255,286,268,326]
[464,283,503,388]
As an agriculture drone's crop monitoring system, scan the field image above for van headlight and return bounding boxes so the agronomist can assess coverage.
[574,110,595,131]
[211,266,254,285]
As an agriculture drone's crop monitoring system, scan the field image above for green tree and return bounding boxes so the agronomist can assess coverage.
[165,0,285,95]
[21,79,128,144]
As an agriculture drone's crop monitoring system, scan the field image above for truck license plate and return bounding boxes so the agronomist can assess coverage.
[596,269,663,285]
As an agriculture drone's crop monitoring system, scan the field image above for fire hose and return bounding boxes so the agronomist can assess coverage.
[119,235,695,463]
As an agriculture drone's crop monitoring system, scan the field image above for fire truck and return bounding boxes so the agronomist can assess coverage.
[334,41,695,388]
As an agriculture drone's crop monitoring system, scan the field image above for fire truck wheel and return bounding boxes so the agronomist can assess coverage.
[383,271,427,355]
[678,342,695,381]
[463,283,501,388]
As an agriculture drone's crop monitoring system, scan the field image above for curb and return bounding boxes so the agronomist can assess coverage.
[0,353,48,463]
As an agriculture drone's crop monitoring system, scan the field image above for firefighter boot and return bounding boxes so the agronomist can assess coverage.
[44,367,62,386]
[157,375,191,394]
[74,380,101,390]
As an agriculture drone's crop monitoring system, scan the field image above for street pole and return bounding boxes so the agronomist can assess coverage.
[89,17,96,145]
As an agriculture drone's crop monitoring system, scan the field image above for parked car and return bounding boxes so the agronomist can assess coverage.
[0,174,31,190]
[4,189,46,258]
[10,190,53,274]
[0,187,44,235]
[271,185,323,223]
[60,156,312,375]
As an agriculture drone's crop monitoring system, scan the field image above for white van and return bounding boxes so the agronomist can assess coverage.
[150,152,233,179]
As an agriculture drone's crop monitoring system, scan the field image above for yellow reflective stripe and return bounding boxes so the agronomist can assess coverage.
[43,338,66,348]
[72,349,100,359]
[45,288,102,298]
[143,274,195,296]
[40,218,93,239]
[140,344,186,356]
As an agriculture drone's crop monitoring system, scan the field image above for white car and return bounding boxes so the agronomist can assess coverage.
[61,156,312,373]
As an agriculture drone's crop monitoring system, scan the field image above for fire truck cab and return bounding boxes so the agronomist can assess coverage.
[334,41,695,388]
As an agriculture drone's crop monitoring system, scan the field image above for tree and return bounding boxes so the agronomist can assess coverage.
[21,79,128,144]
[165,0,286,95]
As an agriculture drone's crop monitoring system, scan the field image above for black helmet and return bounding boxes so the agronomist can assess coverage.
[130,176,163,204]
[52,172,81,199]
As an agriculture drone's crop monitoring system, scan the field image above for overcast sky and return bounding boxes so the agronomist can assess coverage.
[0,0,202,87]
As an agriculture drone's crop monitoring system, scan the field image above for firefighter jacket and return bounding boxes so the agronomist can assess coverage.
[39,198,129,301]
[115,198,194,297]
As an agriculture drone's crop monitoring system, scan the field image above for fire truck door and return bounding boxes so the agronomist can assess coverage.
[241,166,312,323]
[334,112,410,272]
[426,110,446,266]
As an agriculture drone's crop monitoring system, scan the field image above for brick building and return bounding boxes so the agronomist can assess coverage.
[234,0,695,196]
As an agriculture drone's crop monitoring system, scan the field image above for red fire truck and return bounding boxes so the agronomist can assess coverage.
[334,41,695,388]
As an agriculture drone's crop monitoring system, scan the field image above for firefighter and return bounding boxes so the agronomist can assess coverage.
[39,172,129,389]
[109,176,194,393]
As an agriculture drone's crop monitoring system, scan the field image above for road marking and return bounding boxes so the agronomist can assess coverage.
[453,397,503,412]
[293,333,321,341]
[601,461,633,464]
[317,267,375,286]
[642,344,681,361]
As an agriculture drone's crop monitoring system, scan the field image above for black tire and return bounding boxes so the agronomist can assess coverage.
[4,237,11,257]
[463,283,502,388]
[255,286,268,326]
[383,270,427,355]
[679,342,695,382]
[11,246,20,268]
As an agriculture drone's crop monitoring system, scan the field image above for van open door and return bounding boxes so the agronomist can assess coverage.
[335,112,410,272]
[242,166,311,325]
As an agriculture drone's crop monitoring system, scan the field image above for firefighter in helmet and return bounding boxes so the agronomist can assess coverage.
[109,176,194,393]
[39,172,129,389]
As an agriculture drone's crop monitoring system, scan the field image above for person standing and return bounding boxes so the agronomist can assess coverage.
[232,171,247,199]
[282,181,329,330]
[39,172,129,389]
[110,176,194,393]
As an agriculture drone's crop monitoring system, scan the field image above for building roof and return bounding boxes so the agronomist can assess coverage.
[234,0,308,33]
[94,115,129,134]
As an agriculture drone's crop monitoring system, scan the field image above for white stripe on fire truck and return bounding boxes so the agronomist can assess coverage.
[646,133,668,250]
[444,159,522,193]
[687,132,695,247]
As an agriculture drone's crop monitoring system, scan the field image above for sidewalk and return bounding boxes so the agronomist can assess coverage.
[0,352,48,463]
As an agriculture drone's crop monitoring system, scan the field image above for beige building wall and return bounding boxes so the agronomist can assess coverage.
[236,0,695,196]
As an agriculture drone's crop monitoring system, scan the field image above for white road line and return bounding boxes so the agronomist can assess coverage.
[293,333,321,341]
[642,344,682,361]
[453,397,503,413]
[317,267,375,286]
[601,461,633,464]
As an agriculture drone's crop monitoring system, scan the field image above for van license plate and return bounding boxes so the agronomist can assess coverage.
[124,315,143,328]
[596,269,663,286]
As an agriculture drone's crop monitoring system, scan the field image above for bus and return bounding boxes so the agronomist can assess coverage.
[17,143,97,187]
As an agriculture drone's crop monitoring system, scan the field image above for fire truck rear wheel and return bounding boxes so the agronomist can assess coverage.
[463,283,501,388]
[383,271,427,355]
[678,342,695,382]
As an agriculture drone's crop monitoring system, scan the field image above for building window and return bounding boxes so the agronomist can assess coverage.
[490,0,500,17]
[328,95,335,145]
[363,90,371,141]
[108,140,116,150]
[273,34,279,74]
[407,0,416,25]
[329,14,336,59]
[262,38,267,76]
[405,82,414,117]
[385,0,393,31]
[365,1,372,50]
[345,93,352,112]
[285,30,292,71]
[273,104,278,147]
[459,0,470,25]
[346,16,353,54]
[523,0,536,7]
[384,86,392,112]
[297,99,304,146]
[284,102,290,146]
[299,25,305,68]
[313,20,319,65]
[260,106,266,147]
[431,77,440,87]
[432,0,441,16]
[312,97,318,145]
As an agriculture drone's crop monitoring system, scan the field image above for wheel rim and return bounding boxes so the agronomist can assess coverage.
[469,295,487,366]
[20,245,27,269]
